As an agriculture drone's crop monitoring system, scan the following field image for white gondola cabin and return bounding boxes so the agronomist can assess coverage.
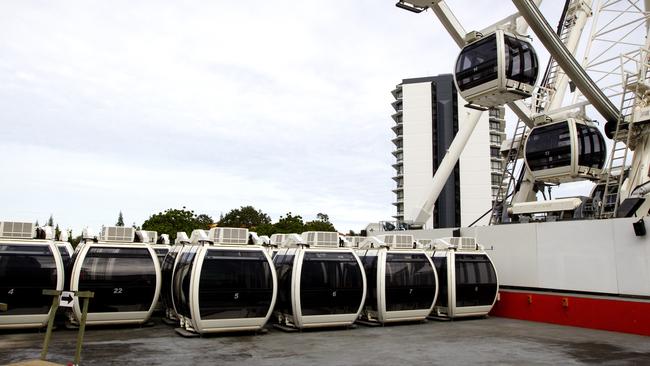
[428,237,499,318]
[68,226,161,326]
[524,118,606,183]
[172,228,277,334]
[0,222,65,329]
[273,231,366,330]
[356,234,438,324]
[454,30,539,107]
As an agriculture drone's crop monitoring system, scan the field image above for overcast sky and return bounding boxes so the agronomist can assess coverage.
[0,1,568,233]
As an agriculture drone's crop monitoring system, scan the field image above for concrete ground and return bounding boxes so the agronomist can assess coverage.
[1,317,649,365]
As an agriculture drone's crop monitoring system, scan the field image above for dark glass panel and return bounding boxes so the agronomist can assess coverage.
[577,124,606,169]
[526,122,572,171]
[0,244,58,315]
[432,255,448,308]
[161,244,182,309]
[57,245,71,269]
[455,254,498,307]
[78,247,157,313]
[273,250,295,316]
[359,251,378,312]
[385,253,436,311]
[172,246,198,318]
[154,248,169,265]
[455,34,498,91]
[299,252,364,316]
[199,249,274,319]
[504,35,538,85]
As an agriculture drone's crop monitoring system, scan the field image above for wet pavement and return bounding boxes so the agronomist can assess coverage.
[1,317,649,365]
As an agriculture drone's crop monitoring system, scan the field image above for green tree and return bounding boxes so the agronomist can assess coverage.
[273,212,304,234]
[255,223,276,237]
[218,206,271,229]
[303,212,336,232]
[54,224,61,240]
[47,214,54,227]
[116,211,125,226]
[141,207,213,242]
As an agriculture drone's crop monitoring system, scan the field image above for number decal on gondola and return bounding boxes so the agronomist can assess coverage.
[113,287,123,294]
[332,290,337,297]
[8,288,14,295]
[233,292,239,300]
[409,288,413,295]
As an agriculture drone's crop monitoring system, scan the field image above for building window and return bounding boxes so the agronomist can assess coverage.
[490,147,500,157]
[491,161,502,170]
[490,121,501,130]
[491,174,502,185]
[490,133,501,144]
[492,188,500,197]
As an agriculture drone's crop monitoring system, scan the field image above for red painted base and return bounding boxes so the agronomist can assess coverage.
[490,290,650,336]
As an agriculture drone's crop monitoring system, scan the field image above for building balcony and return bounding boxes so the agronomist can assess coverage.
[392,159,403,168]
[391,100,403,112]
[391,111,403,124]
[391,124,403,134]
[391,85,403,100]
[393,212,404,219]
[391,135,403,145]
[391,186,404,193]
[392,147,403,156]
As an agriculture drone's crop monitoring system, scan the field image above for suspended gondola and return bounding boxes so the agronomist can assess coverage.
[68,226,161,326]
[273,231,366,330]
[0,221,65,329]
[357,234,438,324]
[173,228,277,334]
[428,237,498,318]
[524,118,606,183]
[454,30,539,107]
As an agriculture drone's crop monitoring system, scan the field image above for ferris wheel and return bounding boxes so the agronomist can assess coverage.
[395,0,650,226]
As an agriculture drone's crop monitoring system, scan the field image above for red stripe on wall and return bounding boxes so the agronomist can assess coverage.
[490,290,650,336]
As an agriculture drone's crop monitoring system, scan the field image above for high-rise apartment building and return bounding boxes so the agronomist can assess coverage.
[391,74,504,229]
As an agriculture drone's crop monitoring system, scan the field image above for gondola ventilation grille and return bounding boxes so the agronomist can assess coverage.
[303,231,338,247]
[0,221,34,239]
[102,226,135,242]
[209,227,248,245]
[382,234,414,249]
[449,237,477,251]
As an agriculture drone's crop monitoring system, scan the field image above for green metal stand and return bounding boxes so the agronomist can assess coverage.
[39,290,94,365]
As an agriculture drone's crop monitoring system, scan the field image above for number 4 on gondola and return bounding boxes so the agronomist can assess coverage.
[59,291,76,308]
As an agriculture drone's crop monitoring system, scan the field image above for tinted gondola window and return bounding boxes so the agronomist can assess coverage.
[455,254,497,307]
[299,252,364,316]
[154,248,169,265]
[385,253,436,311]
[79,247,156,313]
[577,124,606,169]
[0,244,58,315]
[504,35,538,86]
[432,256,448,308]
[455,34,498,91]
[172,246,198,318]
[526,122,572,171]
[360,252,378,312]
[161,245,182,309]
[57,245,71,269]
[273,249,295,316]
[199,250,274,319]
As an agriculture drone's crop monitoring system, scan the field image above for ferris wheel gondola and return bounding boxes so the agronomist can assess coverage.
[454,30,539,107]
